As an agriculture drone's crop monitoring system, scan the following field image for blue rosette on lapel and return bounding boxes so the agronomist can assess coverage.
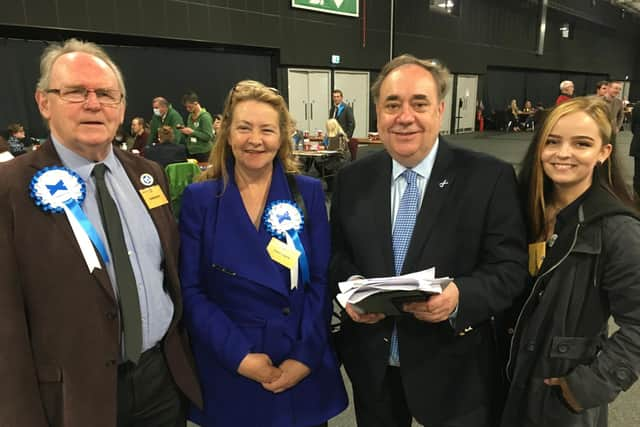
[30,165,109,271]
[263,200,310,290]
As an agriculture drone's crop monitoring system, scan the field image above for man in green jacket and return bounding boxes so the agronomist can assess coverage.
[180,91,213,162]
[148,97,184,146]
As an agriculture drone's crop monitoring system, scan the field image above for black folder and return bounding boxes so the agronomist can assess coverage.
[353,290,437,316]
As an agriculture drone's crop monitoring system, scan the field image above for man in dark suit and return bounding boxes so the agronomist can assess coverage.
[329,89,356,139]
[145,125,188,169]
[0,38,201,426]
[330,54,527,427]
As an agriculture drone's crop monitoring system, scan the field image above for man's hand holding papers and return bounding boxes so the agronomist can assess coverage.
[403,281,459,322]
[337,268,452,319]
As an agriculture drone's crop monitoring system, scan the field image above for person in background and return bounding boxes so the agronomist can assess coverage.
[509,99,522,132]
[556,80,574,105]
[179,80,347,427]
[180,91,213,162]
[595,80,609,97]
[148,96,184,146]
[317,118,348,192]
[112,125,128,150]
[145,125,188,169]
[605,81,624,132]
[629,100,640,196]
[502,97,640,427]
[213,113,222,138]
[0,135,14,162]
[521,100,536,131]
[0,37,202,427]
[329,89,355,139]
[330,54,527,427]
[130,116,149,155]
[7,123,27,156]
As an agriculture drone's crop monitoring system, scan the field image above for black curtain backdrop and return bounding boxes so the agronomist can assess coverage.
[0,38,274,139]
[483,67,608,116]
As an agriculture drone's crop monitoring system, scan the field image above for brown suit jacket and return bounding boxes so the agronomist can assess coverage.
[0,141,202,427]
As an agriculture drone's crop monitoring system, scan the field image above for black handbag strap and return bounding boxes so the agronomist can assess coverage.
[286,173,307,221]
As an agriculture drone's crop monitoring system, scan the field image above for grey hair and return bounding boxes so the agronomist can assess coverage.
[153,97,169,107]
[371,54,450,103]
[559,80,574,91]
[36,38,126,100]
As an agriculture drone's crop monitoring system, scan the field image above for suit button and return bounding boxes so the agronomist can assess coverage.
[558,344,569,353]
[106,311,117,320]
[616,368,629,381]
[526,341,536,352]
[282,307,291,316]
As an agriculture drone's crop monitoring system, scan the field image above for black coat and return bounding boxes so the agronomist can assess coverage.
[329,140,528,426]
[144,142,188,169]
[501,183,640,427]
[629,101,640,157]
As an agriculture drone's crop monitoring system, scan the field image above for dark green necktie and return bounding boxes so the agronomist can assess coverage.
[93,163,142,363]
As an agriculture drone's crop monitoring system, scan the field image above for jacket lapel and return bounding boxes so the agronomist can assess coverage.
[369,152,395,275]
[212,161,291,297]
[402,139,456,273]
[28,141,116,301]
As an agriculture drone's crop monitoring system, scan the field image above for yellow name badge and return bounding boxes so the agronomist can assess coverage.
[266,237,300,270]
[528,241,546,276]
[139,185,169,209]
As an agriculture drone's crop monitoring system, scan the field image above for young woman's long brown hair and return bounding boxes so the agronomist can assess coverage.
[518,96,634,241]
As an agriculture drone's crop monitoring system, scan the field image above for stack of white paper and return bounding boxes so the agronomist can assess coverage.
[336,268,452,315]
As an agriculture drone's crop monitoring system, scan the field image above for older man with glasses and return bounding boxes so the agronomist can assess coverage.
[0,38,202,427]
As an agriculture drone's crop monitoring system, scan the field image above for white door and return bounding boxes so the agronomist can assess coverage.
[440,74,454,135]
[454,75,478,134]
[287,69,331,133]
[308,71,331,133]
[288,70,310,132]
[334,71,370,138]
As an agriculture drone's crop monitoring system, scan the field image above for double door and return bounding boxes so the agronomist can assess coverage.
[288,69,331,133]
[288,68,370,137]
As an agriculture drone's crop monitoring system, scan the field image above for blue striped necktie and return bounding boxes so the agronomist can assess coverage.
[389,169,420,366]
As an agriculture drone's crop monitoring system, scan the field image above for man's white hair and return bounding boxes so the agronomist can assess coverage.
[560,80,574,91]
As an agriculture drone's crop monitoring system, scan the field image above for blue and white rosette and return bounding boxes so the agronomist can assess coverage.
[264,200,310,290]
[30,166,109,273]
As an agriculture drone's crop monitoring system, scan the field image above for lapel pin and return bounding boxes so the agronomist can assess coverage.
[140,173,154,186]
[439,179,449,188]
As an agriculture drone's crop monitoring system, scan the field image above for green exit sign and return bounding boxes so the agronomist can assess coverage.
[291,0,359,18]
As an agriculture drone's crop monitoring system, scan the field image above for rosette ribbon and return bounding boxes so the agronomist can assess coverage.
[264,200,310,290]
[30,166,109,273]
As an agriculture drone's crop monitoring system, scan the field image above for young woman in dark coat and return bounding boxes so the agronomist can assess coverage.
[501,97,640,427]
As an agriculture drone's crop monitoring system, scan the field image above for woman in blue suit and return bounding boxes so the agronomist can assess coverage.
[179,80,347,427]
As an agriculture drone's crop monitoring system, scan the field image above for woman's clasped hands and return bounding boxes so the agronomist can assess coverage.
[237,353,311,394]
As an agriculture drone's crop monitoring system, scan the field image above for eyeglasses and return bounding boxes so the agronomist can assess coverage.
[45,87,123,106]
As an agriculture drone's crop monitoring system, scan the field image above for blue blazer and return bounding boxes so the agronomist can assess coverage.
[179,160,347,427]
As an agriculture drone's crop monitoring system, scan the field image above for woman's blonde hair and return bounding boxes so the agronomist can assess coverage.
[325,118,345,138]
[198,80,299,187]
[519,96,632,240]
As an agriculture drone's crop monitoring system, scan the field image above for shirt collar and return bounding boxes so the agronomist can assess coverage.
[392,137,440,182]
[51,135,117,182]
